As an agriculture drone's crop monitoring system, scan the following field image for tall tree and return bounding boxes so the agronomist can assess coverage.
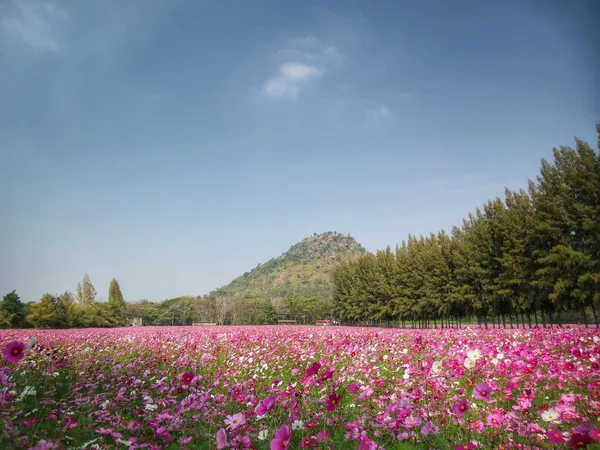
[76,273,97,306]
[108,279,127,326]
[0,290,26,328]
[27,294,59,329]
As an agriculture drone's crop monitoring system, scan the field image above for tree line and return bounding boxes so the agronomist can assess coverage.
[332,126,600,328]
[124,295,332,326]
[0,274,127,329]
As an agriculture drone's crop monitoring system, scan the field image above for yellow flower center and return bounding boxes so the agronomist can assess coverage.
[12,348,19,355]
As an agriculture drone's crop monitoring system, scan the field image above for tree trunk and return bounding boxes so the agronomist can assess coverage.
[582,306,588,328]
[591,303,599,328]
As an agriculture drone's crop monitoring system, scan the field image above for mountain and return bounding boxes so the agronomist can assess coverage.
[212,232,367,299]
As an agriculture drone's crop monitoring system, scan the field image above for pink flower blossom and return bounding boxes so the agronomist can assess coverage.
[3,341,25,363]
[225,413,246,430]
[270,424,291,450]
[306,362,321,376]
[179,371,195,385]
[453,398,469,416]
[216,428,228,449]
[326,391,341,411]
[547,429,566,444]
[473,382,493,402]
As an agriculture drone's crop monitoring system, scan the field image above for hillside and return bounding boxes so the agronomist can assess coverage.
[212,232,367,299]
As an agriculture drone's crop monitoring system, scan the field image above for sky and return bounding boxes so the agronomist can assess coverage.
[1,0,598,302]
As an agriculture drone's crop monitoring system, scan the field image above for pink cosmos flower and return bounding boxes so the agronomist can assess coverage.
[179,371,195,385]
[30,440,58,450]
[568,433,592,449]
[348,383,360,394]
[473,382,493,402]
[316,430,331,442]
[216,428,228,449]
[178,437,193,445]
[358,432,375,450]
[455,444,476,450]
[326,391,341,411]
[225,413,246,430]
[591,430,600,442]
[3,341,25,363]
[298,435,317,448]
[256,396,276,416]
[231,434,251,449]
[421,421,439,436]
[486,413,503,428]
[306,362,321,376]
[547,429,566,444]
[453,398,469,417]
[270,424,291,450]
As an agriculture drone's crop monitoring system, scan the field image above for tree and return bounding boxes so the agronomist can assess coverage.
[0,290,26,328]
[76,273,97,306]
[108,279,127,326]
[27,294,59,329]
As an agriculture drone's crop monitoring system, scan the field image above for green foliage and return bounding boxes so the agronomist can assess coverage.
[280,296,333,322]
[108,279,127,326]
[0,290,26,328]
[332,126,600,325]
[76,273,97,306]
[212,232,366,299]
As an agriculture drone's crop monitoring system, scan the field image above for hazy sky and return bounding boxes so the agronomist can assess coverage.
[1,0,598,302]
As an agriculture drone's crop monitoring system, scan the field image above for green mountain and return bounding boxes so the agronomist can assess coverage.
[212,232,367,299]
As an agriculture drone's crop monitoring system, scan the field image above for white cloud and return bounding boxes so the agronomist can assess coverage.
[365,104,392,125]
[263,62,322,100]
[1,0,65,51]
[261,37,340,101]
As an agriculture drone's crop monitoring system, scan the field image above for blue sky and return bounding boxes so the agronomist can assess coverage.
[1,0,598,302]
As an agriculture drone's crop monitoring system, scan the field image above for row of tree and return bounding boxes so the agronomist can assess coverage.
[332,126,600,327]
[0,275,127,329]
[124,295,332,326]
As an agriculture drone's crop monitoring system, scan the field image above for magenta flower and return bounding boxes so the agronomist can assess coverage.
[306,361,321,376]
[348,383,360,394]
[256,396,276,416]
[591,430,600,442]
[358,432,375,450]
[216,428,228,449]
[3,341,25,363]
[453,398,469,417]
[179,371,195,385]
[316,430,331,442]
[455,444,476,450]
[326,391,341,411]
[486,413,503,428]
[473,382,493,402]
[270,424,291,450]
[225,413,246,430]
[231,434,251,449]
[547,429,566,444]
[568,433,592,449]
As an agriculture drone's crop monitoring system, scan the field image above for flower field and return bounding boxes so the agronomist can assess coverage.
[1,326,600,450]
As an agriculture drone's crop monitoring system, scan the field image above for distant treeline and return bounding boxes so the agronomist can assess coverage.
[125,295,332,326]
[332,126,600,328]
[0,275,127,329]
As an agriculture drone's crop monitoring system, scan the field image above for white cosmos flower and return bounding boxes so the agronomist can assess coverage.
[431,360,442,374]
[258,429,269,441]
[491,358,499,365]
[497,353,505,360]
[464,358,477,369]
[467,349,482,360]
[464,358,476,369]
[541,409,560,423]
[291,419,304,430]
